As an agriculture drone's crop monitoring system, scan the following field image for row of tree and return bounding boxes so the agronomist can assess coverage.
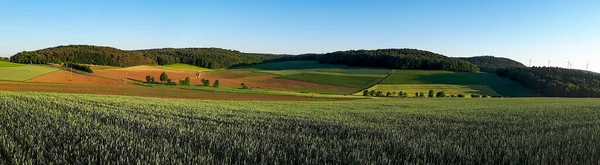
[0,57,8,62]
[9,45,283,69]
[63,63,93,73]
[496,67,600,97]
[363,90,501,98]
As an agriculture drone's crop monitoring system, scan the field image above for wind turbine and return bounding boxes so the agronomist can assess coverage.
[567,60,572,69]
[529,59,533,67]
[586,62,590,70]
[547,60,551,67]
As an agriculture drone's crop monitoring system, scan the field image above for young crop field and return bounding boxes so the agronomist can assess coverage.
[0,65,59,81]
[359,84,500,97]
[380,70,537,97]
[0,61,24,68]
[235,60,391,74]
[0,91,599,164]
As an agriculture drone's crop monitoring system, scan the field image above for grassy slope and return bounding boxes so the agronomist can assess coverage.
[0,65,60,81]
[153,63,211,71]
[1,91,599,164]
[0,61,25,68]
[379,70,536,97]
[236,60,390,89]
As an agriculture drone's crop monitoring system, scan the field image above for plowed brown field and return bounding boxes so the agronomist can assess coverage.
[27,70,126,85]
[0,81,353,101]
[95,66,357,94]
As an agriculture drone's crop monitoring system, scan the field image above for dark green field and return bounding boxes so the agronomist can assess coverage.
[381,70,536,97]
[279,73,380,88]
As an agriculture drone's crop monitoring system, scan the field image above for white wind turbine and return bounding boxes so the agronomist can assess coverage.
[566,60,572,69]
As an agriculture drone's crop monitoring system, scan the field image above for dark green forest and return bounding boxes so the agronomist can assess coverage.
[497,67,600,97]
[9,45,283,69]
[458,56,526,73]
[271,49,480,72]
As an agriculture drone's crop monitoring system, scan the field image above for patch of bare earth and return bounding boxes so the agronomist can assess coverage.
[27,70,126,85]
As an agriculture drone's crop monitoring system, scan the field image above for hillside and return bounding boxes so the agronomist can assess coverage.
[273,49,480,72]
[9,45,284,69]
[457,56,526,73]
[497,67,600,97]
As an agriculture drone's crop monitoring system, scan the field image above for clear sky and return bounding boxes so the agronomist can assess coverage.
[1,0,599,72]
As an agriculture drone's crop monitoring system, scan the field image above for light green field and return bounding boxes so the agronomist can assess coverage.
[0,65,59,81]
[359,84,500,97]
[379,70,536,97]
[1,91,599,164]
[0,61,25,68]
[153,63,211,71]
[89,65,121,70]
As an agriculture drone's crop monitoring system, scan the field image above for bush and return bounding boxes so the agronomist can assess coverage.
[386,92,392,97]
[160,72,169,82]
[491,95,503,98]
[457,94,465,98]
[471,94,481,98]
[428,90,435,98]
[436,91,446,98]
[419,92,425,98]
[201,79,210,87]
[375,91,383,97]
[363,90,369,96]
[213,80,220,87]
[63,63,93,73]
[179,77,191,85]
[145,75,155,83]
[369,90,376,97]
[241,83,249,89]
[482,95,489,98]
[165,79,177,85]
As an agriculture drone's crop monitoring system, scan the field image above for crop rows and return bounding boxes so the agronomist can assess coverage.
[1,91,600,164]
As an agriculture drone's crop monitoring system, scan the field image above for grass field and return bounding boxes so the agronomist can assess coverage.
[153,63,211,71]
[380,70,536,97]
[1,91,599,164]
[280,73,381,88]
[88,65,120,71]
[0,65,59,81]
[235,60,391,74]
[361,84,500,97]
[0,61,24,68]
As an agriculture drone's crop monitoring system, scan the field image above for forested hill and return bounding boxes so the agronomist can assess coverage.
[274,49,480,72]
[497,67,600,97]
[457,56,526,73]
[9,45,284,69]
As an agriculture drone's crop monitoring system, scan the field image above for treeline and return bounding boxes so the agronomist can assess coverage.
[0,57,8,62]
[10,45,284,69]
[63,63,93,73]
[269,49,479,72]
[497,67,600,97]
[458,56,526,73]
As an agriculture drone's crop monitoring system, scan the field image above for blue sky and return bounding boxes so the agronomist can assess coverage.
[1,0,599,71]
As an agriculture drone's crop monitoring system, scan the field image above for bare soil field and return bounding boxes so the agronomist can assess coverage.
[27,70,126,85]
[95,66,358,94]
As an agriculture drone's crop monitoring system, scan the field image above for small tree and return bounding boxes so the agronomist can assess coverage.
[419,92,425,98]
[202,79,210,87]
[145,75,154,83]
[213,80,220,87]
[386,91,392,97]
[403,92,408,97]
[436,91,446,97]
[363,90,369,96]
[241,83,249,89]
[160,72,169,82]
[457,94,465,98]
[428,90,435,98]
[376,91,383,97]
[369,90,376,96]
[398,91,404,97]
[179,77,191,85]
[391,91,397,97]
[415,92,419,97]
[166,79,177,85]
[471,94,480,98]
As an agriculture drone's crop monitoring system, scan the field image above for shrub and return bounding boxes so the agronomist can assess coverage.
[369,90,376,96]
[201,79,210,87]
[63,63,93,73]
[457,94,465,98]
[415,92,419,97]
[160,72,169,82]
[491,95,503,98]
[398,91,404,97]
[165,79,177,85]
[179,77,191,85]
[363,90,369,96]
[436,91,446,97]
[471,94,481,98]
[391,91,397,97]
[419,92,425,98]
[428,90,435,98]
[241,83,249,89]
[213,80,220,87]
[145,75,155,83]
[482,95,489,98]
[386,92,391,97]
[375,91,383,97]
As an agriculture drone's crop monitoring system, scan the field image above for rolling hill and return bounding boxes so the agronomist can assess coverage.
[457,56,526,73]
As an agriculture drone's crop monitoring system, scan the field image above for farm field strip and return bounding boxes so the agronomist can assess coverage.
[1,91,599,164]
[0,61,25,68]
[27,70,126,85]
[0,65,59,81]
